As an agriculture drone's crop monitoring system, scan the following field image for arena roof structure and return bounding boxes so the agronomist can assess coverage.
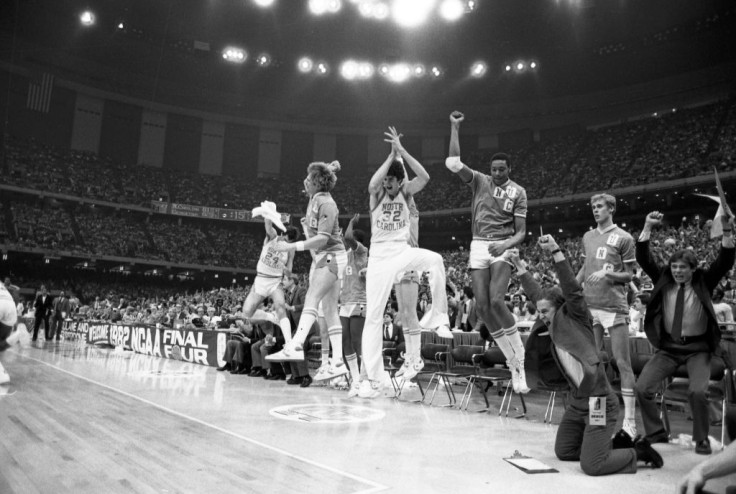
[3,0,735,124]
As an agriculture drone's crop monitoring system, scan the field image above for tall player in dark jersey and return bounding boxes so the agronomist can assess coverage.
[445,111,530,393]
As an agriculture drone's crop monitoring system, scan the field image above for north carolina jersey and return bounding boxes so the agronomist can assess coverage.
[256,237,290,278]
[305,192,345,254]
[0,282,14,303]
[581,224,635,314]
[371,188,411,244]
[407,194,419,248]
[340,244,368,304]
[469,171,527,240]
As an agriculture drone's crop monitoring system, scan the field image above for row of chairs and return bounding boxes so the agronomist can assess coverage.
[384,343,533,418]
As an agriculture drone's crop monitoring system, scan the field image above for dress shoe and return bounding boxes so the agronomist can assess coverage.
[300,375,313,388]
[645,429,670,444]
[612,428,635,449]
[265,373,285,380]
[217,363,232,372]
[235,367,250,375]
[695,439,712,455]
[229,366,241,374]
[634,437,664,468]
[287,376,304,385]
[249,367,263,377]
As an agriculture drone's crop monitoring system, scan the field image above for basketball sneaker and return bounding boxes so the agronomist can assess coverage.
[358,379,382,399]
[314,359,348,382]
[348,380,361,398]
[265,341,304,361]
[623,419,637,440]
[435,325,454,339]
[508,358,530,394]
[394,352,410,378]
[313,363,330,381]
[401,356,425,381]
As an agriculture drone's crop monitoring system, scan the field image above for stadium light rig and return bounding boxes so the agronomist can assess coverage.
[222,47,247,64]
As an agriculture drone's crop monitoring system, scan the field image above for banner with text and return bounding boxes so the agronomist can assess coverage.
[150,201,290,224]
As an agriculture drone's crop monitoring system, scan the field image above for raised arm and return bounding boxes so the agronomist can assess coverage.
[508,251,543,303]
[368,150,395,210]
[343,213,360,251]
[636,211,665,283]
[383,126,429,196]
[445,111,474,183]
[539,235,590,320]
[263,218,278,240]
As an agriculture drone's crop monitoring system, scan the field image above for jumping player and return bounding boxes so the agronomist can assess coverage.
[578,193,637,439]
[267,161,349,383]
[242,210,300,343]
[360,127,451,398]
[446,111,529,393]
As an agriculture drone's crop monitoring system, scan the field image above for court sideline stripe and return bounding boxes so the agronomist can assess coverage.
[13,351,388,494]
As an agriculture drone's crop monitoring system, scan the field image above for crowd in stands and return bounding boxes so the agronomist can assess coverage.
[3,99,736,217]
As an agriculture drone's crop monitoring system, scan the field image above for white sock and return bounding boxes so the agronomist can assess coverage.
[409,329,422,359]
[622,390,636,421]
[491,329,515,362]
[345,353,359,382]
[292,308,317,348]
[503,325,525,359]
[279,318,292,344]
[327,325,343,363]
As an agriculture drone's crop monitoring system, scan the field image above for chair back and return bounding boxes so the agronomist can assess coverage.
[421,342,450,371]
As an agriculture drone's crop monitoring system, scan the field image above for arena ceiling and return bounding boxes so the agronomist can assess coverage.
[2,0,735,123]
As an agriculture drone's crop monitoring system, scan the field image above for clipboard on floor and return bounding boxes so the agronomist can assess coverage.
[503,451,558,474]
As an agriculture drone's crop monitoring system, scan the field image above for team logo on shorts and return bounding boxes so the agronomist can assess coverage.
[270,404,385,423]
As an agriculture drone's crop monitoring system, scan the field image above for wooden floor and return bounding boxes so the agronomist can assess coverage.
[1,340,735,494]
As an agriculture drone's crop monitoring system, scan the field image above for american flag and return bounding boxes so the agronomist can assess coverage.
[26,73,54,113]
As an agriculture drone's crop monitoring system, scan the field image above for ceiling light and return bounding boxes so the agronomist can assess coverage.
[253,0,276,6]
[316,62,329,74]
[431,65,443,77]
[80,11,96,26]
[470,61,487,77]
[392,0,437,28]
[388,63,412,83]
[341,60,359,80]
[439,0,464,21]
[530,61,537,69]
[298,57,314,73]
[256,53,272,66]
[309,0,329,15]
[413,64,426,77]
[222,47,247,64]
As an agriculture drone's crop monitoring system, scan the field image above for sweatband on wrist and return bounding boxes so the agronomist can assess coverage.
[445,156,463,172]
[295,241,305,252]
[551,249,562,255]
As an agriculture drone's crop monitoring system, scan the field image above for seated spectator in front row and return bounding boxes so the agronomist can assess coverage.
[217,321,253,374]
[628,293,650,335]
[509,235,662,476]
[634,211,734,455]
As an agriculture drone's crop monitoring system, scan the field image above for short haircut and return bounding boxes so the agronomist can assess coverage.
[280,226,299,242]
[538,286,565,310]
[635,292,651,305]
[489,152,511,168]
[590,193,616,212]
[712,288,724,303]
[386,160,406,182]
[668,249,698,270]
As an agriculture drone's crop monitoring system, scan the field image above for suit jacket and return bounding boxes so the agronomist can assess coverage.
[520,258,610,398]
[382,323,405,345]
[636,240,735,353]
[34,294,53,318]
[53,296,71,317]
[286,285,307,330]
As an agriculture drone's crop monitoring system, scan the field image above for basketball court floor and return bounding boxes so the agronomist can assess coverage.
[1,340,734,493]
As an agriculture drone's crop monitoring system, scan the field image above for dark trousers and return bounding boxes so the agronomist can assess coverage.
[223,340,252,370]
[33,315,50,340]
[635,349,711,442]
[555,391,637,476]
[52,315,64,340]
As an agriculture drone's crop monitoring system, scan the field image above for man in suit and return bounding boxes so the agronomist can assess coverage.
[51,290,71,340]
[33,285,53,341]
[635,211,735,455]
[282,273,313,387]
[382,312,405,362]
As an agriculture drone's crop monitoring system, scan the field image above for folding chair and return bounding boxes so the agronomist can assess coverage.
[461,346,526,417]
[413,343,455,406]
[660,355,730,448]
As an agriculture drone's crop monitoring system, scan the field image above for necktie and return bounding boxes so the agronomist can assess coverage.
[671,283,685,342]
[384,325,390,340]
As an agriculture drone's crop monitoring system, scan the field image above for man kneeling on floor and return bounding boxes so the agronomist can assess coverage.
[509,237,663,476]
